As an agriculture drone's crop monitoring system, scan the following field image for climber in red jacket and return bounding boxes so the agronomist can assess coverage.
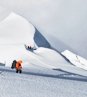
[16,60,22,73]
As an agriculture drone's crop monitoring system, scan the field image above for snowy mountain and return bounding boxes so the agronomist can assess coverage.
[0,12,35,65]
[0,0,87,59]
[0,11,86,76]
[62,50,87,70]
[0,1,87,97]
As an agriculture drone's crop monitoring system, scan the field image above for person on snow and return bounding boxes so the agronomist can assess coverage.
[16,60,22,73]
[28,46,32,49]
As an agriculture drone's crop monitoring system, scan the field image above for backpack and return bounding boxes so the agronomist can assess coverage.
[11,60,17,69]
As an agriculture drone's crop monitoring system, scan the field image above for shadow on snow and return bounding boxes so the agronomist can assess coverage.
[0,67,87,82]
[34,28,51,48]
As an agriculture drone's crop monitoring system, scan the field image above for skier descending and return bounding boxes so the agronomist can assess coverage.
[16,60,22,73]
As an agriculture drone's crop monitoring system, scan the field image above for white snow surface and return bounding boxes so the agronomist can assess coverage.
[0,66,87,97]
[0,12,35,65]
[0,6,87,97]
[0,12,35,45]
[0,12,86,77]
[0,0,87,58]
[62,50,87,70]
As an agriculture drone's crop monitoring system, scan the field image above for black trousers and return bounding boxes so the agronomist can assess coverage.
[16,69,22,73]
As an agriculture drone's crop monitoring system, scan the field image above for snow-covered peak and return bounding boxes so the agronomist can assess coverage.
[62,50,87,70]
[0,12,35,46]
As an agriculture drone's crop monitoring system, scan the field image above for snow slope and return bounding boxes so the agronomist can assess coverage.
[0,12,35,45]
[0,5,86,97]
[0,0,87,58]
[0,12,35,65]
[62,50,87,70]
[0,66,87,97]
[0,12,86,77]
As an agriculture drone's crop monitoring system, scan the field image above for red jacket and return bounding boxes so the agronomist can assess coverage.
[16,61,22,70]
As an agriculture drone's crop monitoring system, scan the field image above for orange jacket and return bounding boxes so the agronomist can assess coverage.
[16,61,22,70]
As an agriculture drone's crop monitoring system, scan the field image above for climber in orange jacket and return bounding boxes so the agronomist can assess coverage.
[16,60,22,73]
